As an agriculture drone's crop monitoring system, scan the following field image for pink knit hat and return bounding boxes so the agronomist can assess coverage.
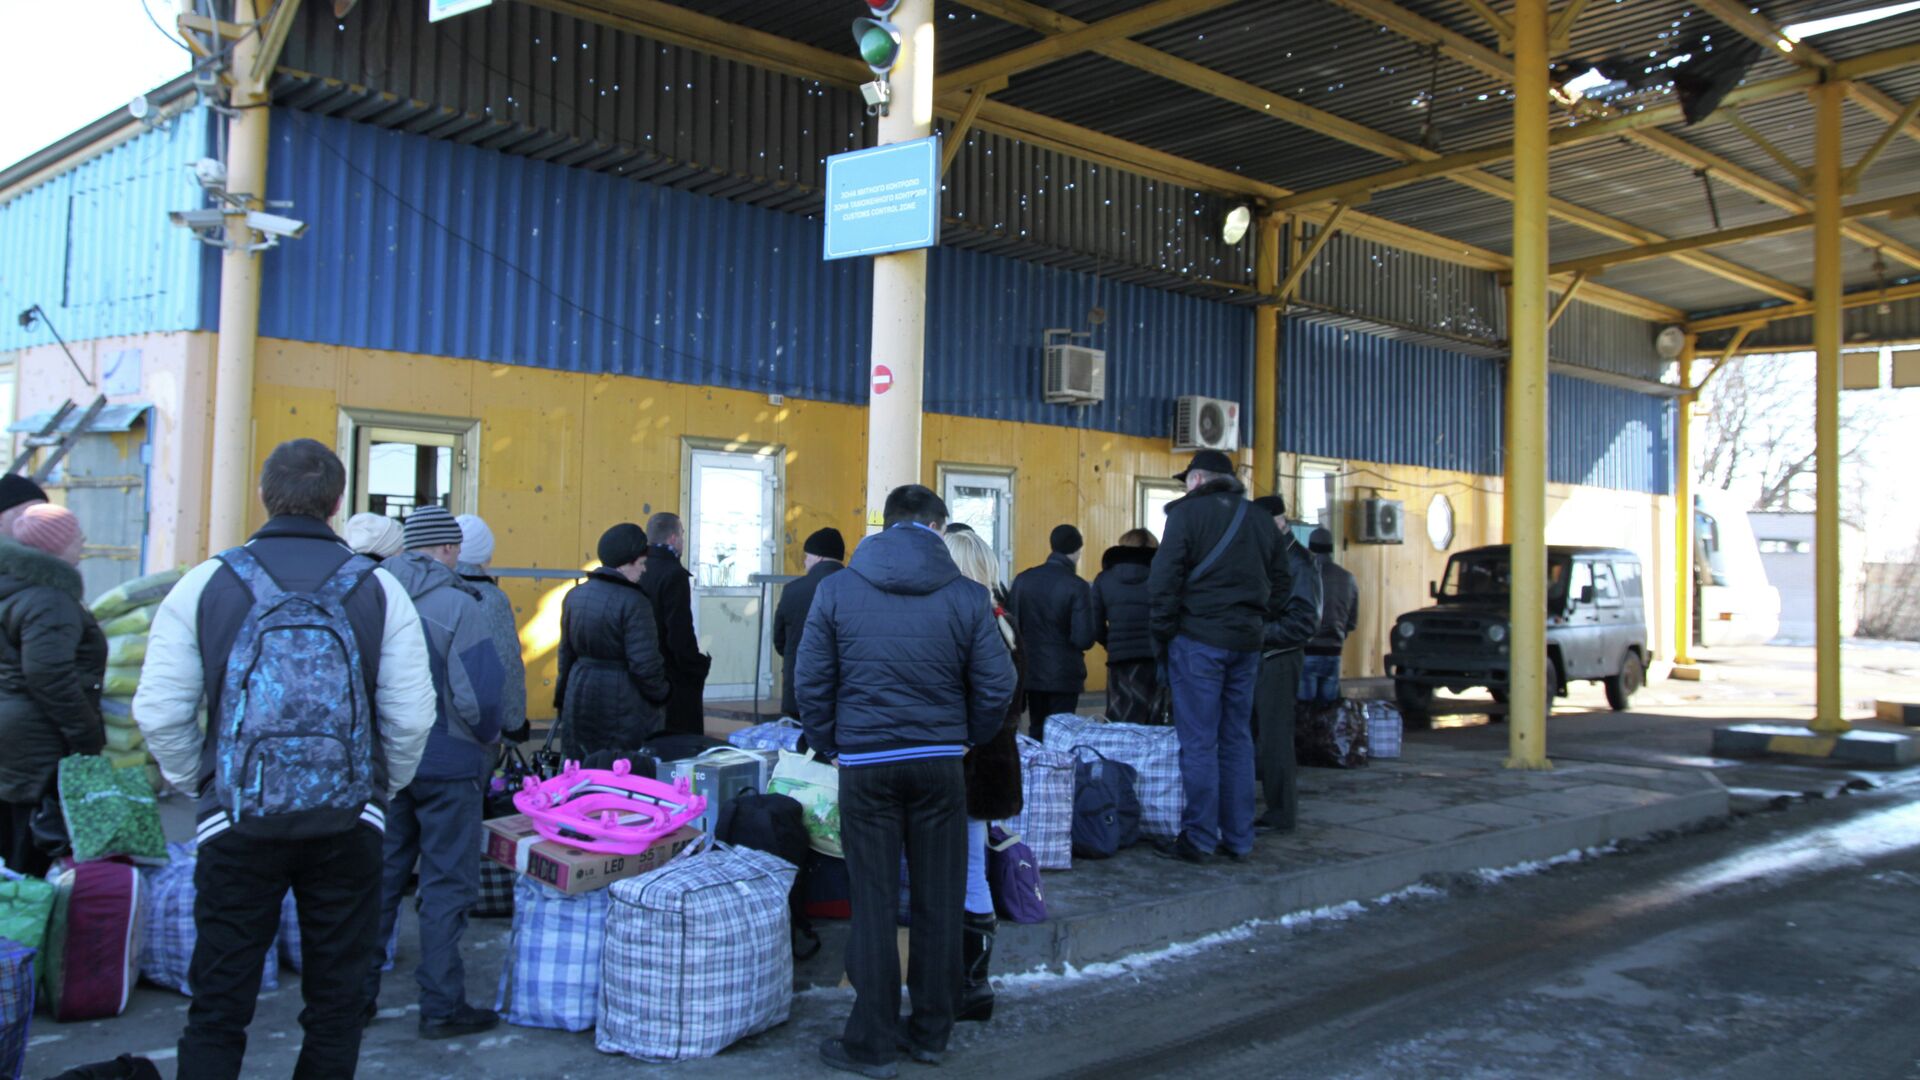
[13,504,83,560]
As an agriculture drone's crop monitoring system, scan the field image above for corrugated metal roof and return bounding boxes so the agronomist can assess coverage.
[1549,299,1668,381]
[0,108,212,351]
[1290,221,1505,347]
[1712,295,1920,352]
[7,402,152,434]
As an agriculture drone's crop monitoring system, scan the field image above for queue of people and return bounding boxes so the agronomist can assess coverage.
[1,432,1364,1079]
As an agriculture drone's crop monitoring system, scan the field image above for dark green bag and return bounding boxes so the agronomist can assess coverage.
[56,755,166,862]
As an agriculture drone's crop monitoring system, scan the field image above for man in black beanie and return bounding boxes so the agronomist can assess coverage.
[552,523,671,759]
[0,475,49,540]
[1008,523,1095,741]
[774,528,846,720]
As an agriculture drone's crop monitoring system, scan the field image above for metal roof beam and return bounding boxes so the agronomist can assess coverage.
[1688,281,1920,333]
[1325,0,1512,81]
[961,0,1799,299]
[934,0,1235,95]
[1551,191,1920,276]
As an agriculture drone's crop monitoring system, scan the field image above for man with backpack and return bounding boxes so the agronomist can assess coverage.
[363,505,509,1040]
[135,439,438,1079]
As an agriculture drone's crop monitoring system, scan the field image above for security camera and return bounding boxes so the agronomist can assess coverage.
[246,210,308,239]
[859,79,891,115]
[192,158,228,193]
[168,208,227,230]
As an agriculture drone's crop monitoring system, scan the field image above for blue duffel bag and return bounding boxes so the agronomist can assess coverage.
[1070,749,1141,859]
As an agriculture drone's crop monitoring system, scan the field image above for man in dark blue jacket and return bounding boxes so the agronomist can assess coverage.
[1008,524,1096,741]
[796,485,1016,1078]
[773,527,846,720]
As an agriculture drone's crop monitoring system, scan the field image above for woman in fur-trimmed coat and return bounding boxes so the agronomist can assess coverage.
[943,528,1024,1024]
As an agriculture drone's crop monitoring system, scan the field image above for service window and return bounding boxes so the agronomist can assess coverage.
[1297,459,1340,540]
[1592,562,1623,608]
[1137,479,1182,541]
[340,410,480,526]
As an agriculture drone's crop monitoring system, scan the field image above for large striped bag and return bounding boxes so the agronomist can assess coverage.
[1043,714,1185,840]
[995,736,1074,870]
[596,841,797,1061]
[495,876,611,1032]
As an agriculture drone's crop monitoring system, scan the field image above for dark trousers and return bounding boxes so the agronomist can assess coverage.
[664,673,708,736]
[1168,635,1260,856]
[838,758,967,1066]
[1025,690,1080,743]
[1106,660,1160,726]
[177,824,384,1080]
[365,777,482,1020]
[0,798,50,879]
[1301,653,1343,704]
[1255,650,1303,829]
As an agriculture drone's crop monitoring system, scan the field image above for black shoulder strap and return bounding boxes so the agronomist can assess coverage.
[1189,499,1250,583]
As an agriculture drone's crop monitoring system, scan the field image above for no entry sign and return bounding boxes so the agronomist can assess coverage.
[872,365,894,395]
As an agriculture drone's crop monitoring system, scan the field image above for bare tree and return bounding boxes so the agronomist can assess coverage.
[1856,530,1920,641]
[1696,352,1879,528]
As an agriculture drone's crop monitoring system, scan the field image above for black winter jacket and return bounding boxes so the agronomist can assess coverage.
[965,617,1025,823]
[1309,556,1359,654]
[1007,553,1096,693]
[556,568,673,758]
[1091,546,1156,664]
[773,559,843,719]
[639,546,711,685]
[0,540,106,803]
[1147,476,1290,653]
[1264,527,1323,655]
[793,525,1017,758]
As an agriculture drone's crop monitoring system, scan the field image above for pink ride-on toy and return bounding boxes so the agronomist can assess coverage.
[513,759,708,855]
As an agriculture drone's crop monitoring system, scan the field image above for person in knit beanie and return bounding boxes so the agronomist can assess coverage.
[344,512,405,560]
[0,475,49,541]
[453,514,526,742]
[12,504,84,566]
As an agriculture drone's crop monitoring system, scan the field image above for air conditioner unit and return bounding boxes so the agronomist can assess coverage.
[1172,395,1241,453]
[1356,497,1405,545]
[1044,344,1107,405]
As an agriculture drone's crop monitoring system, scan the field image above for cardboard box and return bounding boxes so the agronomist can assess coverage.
[483,815,699,895]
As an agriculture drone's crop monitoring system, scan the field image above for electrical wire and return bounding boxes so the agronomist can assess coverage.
[140,0,195,54]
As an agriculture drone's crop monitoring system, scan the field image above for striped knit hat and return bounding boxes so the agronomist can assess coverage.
[402,505,464,550]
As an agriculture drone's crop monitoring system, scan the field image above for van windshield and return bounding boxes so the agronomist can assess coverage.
[1439,552,1573,607]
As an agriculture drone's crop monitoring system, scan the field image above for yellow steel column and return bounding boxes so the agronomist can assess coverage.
[1254,213,1281,498]
[1501,280,1514,543]
[1812,78,1849,732]
[206,0,270,553]
[1506,0,1551,769]
[864,0,935,536]
[1673,337,1697,667]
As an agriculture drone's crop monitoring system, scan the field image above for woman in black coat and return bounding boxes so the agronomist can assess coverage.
[0,515,107,877]
[554,524,673,760]
[942,527,1023,1024]
[1092,528,1160,725]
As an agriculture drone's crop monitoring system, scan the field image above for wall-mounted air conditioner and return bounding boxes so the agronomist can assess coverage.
[1044,344,1107,405]
[1172,395,1240,453]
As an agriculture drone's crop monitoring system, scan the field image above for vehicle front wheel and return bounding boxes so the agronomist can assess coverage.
[1604,651,1643,711]
[1395,680,1434,730]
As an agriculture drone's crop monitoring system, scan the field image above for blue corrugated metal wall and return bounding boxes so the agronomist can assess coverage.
[1548,375,1672,495]
[1279,319,1503,476]
[1281,319,1671,494]
[260,111,1248,437]
[0,109,212,351]
[926,246,1249,439]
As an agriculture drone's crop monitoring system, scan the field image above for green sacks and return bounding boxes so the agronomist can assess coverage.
[106,634,147,667]
[102,666,142,698]
[88,567,185,622]
[56,755,166,862]
[98,606,155,638]
[0,869,55,953]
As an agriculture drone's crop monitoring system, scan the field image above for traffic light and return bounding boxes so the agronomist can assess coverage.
[853,0,902,77]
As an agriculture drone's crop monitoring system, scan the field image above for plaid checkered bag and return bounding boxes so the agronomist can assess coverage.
[139,842,278,996]
[995,736,1074,870]
[494,876,611,1032]
[0,936,31,1080]
[475,857,515,919]
[1044,714,1185,840]
[596,840,798,1061]
[727,718,803,753]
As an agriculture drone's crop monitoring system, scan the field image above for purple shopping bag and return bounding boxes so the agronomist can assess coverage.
[986,826,1047,924]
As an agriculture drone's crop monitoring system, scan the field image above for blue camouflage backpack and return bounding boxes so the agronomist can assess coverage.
[214,546,378,838]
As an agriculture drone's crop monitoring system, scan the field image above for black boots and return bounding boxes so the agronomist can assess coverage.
[957,910,997,1023]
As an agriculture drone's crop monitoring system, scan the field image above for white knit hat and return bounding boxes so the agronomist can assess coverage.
[456,513,495,566]
[344,513,404,559]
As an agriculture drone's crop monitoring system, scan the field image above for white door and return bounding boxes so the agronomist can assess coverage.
[942,469,1014,585]
[686,448,780,702]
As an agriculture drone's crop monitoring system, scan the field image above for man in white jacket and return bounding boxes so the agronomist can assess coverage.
[135,439,436,1080]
